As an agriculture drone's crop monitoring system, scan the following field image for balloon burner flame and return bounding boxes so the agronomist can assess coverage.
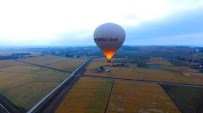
[102,50,116,63]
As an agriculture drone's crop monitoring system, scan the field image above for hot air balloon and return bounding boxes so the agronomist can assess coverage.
[94,23,125,63]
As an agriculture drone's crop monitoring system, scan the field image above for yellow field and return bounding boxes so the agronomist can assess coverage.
[87,57,128,69]
[192,53,203,59]
[161,66,203,85]
[34,68,68,82]
[0,64,68,110]
[106,80,180,113]
[0,65,40,73]
[182,72,203,85]
[2,82,59,110]
[0,62,40,92]
[21,55,85,72]
[56,77,180,113]
[0,60,27,69]
[161,65,181,71]
[47,58,85,72]
[190,73,203,85]
[0,72,37,91]
[56,77,113,113]
[161,65,198,73]
[86,62,110,69]
[0,56,83,111]
[0,51,13,56]
[92,57,125,63]
[20,55,68,65]
[92,57,109,62]
[85,67,194,84]
[0,51,40,56]
[147,57,172,65]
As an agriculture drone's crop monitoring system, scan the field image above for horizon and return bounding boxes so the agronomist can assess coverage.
[0,45,202,48]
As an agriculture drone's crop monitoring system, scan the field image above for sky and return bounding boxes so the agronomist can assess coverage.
[0,0,203,46]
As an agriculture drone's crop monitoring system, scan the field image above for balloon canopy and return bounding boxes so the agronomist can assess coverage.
[94,23,125,63]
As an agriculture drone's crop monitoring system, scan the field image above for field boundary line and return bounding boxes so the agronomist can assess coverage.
[84,75,203,88]
[105,80,114,113]
[27,58,90,113]
[16,60,72,73]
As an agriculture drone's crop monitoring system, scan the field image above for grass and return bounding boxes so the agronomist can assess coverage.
[0,56,82,112]
[92,57,110,62]
[56,77,113,113]
[86,62,109,69]
[47,58,85,72]
[92,57,125,63]
[184,72,203,85]
[161,84,203,113]
[86,79,113,113]
[2,82,59,111]
[20,55,85,72]
[163,66,203,85]
[0,72,37,92]
[178,67,203,85]
[0,60,27,69]
[170,60,188,67]
[0,65,40,73]
[147,57,172,65]
[0,66,68,111]
[85,66,194,84]
[106,80,180,113]
[20,55,65,65]
[56,77,181,113]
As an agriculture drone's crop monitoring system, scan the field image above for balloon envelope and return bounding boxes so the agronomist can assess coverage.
[94,23,125,62]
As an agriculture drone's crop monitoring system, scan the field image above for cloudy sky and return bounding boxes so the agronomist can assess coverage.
[0,0,203,46]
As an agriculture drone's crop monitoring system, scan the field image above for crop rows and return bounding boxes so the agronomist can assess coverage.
[56,77,181,113]
[0,56,84,111]
[56,77,113,113]
[85,66,193,84]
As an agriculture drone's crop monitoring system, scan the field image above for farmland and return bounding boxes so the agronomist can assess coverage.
[79,56,203,112]
[84,56,203,85]
[1,46,203,113]
[56,76,181,113]
[107,80,180,113]
[86,62,110,69]
[0,55,85,112]
[147,57,172,65]
[161,65,203,85]
[86,57,128,70]
[180,68,203,85]
[56,77,113,113]
[161,84,203,113]
[85,66,194,84]
[92,57,125,63]
[20,55,85,72]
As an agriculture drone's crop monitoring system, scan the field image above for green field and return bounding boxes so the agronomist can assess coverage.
[107,80,180,113]
[85,57,203,85]
[85,66,194,84]
[56,77,113,113]
[56,76,181,113]
[161,84,203,113]
[0,55,85,111]
[1,46,203,113]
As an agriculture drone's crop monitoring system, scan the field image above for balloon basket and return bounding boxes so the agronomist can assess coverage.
[107,59,111,63]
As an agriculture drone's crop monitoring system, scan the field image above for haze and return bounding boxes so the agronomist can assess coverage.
[0,0,203,46]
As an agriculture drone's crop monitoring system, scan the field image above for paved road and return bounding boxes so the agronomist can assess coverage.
[0,95,21,113]
[0,103,9,113]
[84,75,203,88]
[26,57,202,113]
[27,58,91,113]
